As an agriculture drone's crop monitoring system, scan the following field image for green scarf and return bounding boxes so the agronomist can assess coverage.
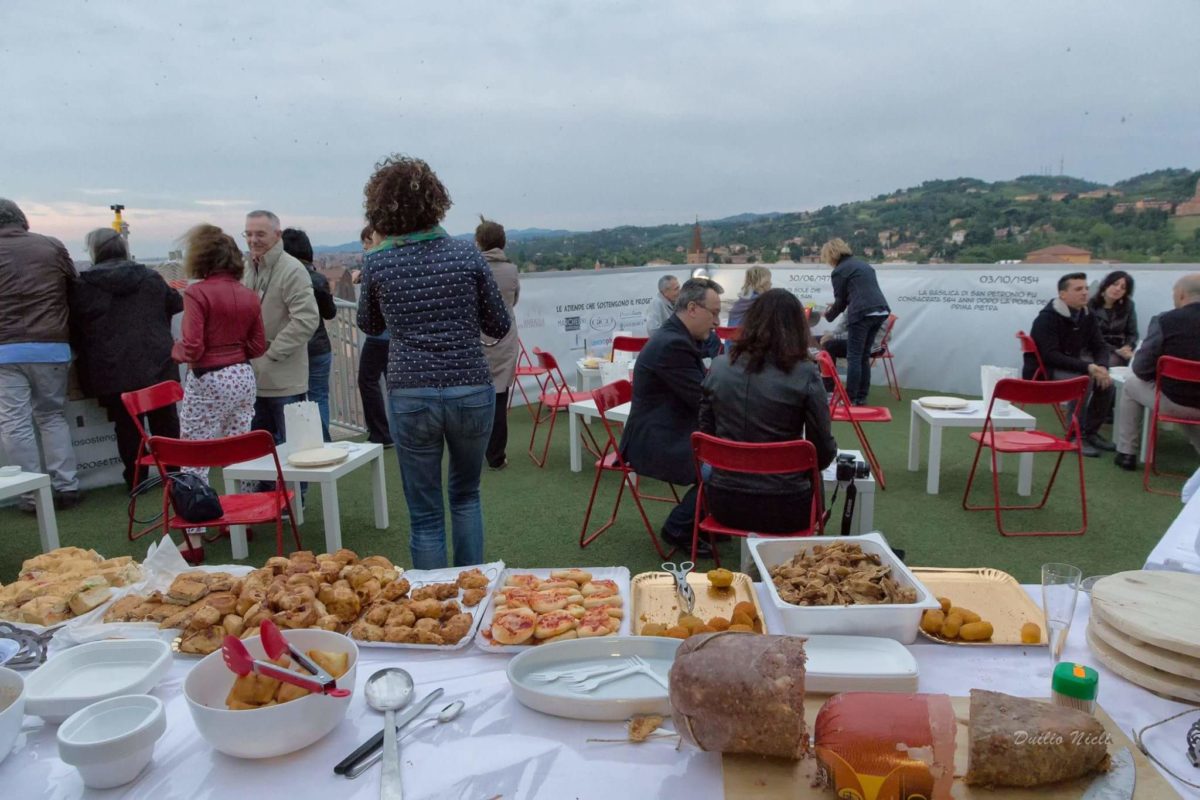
[368,226,449,253]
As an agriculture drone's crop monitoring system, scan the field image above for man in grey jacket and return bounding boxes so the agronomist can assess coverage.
[644,274,680,333]
[242,210,318,445]
[0,199,82,511]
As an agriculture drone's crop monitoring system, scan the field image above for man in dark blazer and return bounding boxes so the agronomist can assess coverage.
[620,277,723,555]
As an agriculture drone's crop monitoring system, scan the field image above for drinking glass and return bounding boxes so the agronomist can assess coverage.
[1041,563,1083,664]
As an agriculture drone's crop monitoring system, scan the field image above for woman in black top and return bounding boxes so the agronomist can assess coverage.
[281,228,337,441]
[699,289,837,533]
[821,238,890,405]
[1089,270,1137,366]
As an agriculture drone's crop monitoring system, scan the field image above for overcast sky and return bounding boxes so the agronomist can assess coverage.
[3,1,1197,258]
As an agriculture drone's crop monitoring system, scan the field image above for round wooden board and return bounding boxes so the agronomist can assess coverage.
[286,447,349,468]
[1089,609,1200,680]
[1086,624,1200,703]
[916,395,969,410]
[1089,570,1200,659]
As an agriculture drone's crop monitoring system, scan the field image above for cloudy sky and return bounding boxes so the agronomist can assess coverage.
[3,1,1197,258]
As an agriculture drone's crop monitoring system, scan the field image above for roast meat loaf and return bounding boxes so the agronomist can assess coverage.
[965,689,1111,788]
[668,632,807,759]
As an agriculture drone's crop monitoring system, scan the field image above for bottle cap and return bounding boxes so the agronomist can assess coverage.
[1052,661,1099,701]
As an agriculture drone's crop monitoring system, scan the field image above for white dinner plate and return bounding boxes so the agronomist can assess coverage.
[24,639,172,722]
[917,396,969,410]
[507,636,681,721]
[803,635,919,693]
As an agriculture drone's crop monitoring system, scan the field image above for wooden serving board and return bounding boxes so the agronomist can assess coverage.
[1089,610,1200,681]
[1090,570,1200,659]
[722,695,1176,799]
[910,567,1046,646]
[1086,624,1200,704]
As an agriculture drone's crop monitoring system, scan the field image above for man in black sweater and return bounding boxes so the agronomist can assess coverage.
[1025,272,1114,457]
[1114,273,1200,470]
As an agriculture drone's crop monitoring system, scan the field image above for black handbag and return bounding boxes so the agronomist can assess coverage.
[168,473,223,522]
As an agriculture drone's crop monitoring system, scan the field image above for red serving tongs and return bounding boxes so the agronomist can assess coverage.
[259,619,338,686]
[222,633,350,698]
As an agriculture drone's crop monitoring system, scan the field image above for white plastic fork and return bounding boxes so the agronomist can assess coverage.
[569,664,642,692]
[527,659,633,684]
[629,655,669,690]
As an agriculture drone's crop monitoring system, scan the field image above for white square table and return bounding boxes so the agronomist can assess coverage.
[220,442,388,558]
[907,399,1037,496]
[0,470,59,552]
[567,397,625,472]
[1108,367,1150,463]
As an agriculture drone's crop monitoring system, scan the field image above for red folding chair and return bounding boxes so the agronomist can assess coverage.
[579,380,679,558]
[527,348,594,468]
[816,350,890,489]
[690,432,825,565]
[1144,355,1200,496]
[508,338,551,420]
[611,335,649,361]
[147,431,302,557]
[869,313,901,401]
[962,376,1089,537]
[121,380,184,541]
[1016,331,1068,426]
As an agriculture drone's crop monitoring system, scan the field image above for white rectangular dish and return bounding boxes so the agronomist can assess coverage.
[474,566,631,653]
[354,560,504,651]
[24,639,172,722]
[749,532,939,644]
[803,634,919,693]
[507,635,680,721]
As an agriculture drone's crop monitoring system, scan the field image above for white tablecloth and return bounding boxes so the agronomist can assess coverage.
[1145,477,1200,574]
[4,585,1198,799]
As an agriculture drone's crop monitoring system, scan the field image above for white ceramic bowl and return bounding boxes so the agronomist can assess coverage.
[749,532,940,644]
[184,628,358,759]
[25,639,172,722]
[0,667,26,763]
[57,694,165,789]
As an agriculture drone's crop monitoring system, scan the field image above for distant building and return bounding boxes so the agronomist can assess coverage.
[1114,198,1175,214]
[644,258,673,266]
[1174,178,1200,217]
[1024,244,1092,264]
[1014,194,1040,202]
[949,230,967,245]
[1049,192,1070,202]
[686,219,708,264]
[1079,188,1122,199]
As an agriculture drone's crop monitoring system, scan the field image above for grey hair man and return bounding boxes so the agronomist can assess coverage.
[1114,273,1200,470]
[241,209,318,446]
[0,198,82,510]
[644,273,681,333]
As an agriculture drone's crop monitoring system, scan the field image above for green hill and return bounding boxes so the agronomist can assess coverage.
[509,168,1200,270]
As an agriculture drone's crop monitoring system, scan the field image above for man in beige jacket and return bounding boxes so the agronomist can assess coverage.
[242,210,318,444]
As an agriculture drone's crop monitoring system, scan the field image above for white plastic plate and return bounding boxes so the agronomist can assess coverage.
[803,634,919,693]
[24,639,171,722]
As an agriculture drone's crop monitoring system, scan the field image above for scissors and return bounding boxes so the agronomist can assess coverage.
[661,561,696,616]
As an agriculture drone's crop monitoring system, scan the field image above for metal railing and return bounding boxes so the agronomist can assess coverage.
[328,298,368,435]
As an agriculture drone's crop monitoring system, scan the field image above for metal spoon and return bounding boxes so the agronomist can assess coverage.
[364,668,415,800]
[347,700,466,779]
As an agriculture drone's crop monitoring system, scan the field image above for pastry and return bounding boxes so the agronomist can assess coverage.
[456,568,489,590]
[539,629,579,644]
[534,610,577,639]
[440,613,473,644]
[20,595,70,625]
[492,607,537,645]
[461,588,485,607]
[551,568,592,585]
[577,608,617,637]
[166,574,209,605]
[580,579,619,597]
[179,624,225,655]
[68,585,112,616]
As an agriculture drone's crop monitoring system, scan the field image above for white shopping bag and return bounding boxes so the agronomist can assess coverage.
[981,365,1017,412]
[598,359,631,386]
[283,400,324,451]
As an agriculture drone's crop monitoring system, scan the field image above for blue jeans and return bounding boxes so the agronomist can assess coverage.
[389,384,494,569]
[846,316,886,405]
[307,351,332,442]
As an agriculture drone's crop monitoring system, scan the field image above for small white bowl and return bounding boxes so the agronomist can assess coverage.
[0,667,26,763]
[24,639,172,723]
[57,694,165,789]
[184,628,358,759]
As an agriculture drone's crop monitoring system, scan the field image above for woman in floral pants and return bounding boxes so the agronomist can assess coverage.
[172,224,267,562]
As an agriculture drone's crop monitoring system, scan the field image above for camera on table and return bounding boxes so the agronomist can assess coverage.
[835,453,870,482]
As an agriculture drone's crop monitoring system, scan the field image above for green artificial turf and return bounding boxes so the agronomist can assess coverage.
[2,384,1194,585]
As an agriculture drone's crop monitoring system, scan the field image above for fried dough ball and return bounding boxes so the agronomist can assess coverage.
[363,603,392,627]
[409,599,443,620]
[274,603,318,629]
[359,555,394,571]
[461,588,486,607]
[937,596,952,613]
[287,573,320,594]
[386,606,416,629]
[731,601,757,621]
[730,611,753,629]
[921,609,946,635]
[959,621,994,641]
[381,578,411,602]
[949,607,981,625]
[727,624,755,633]
[314,614,342,632]
[317,583,336,607]
[707,568,734,588]
[316,561,342,583]
[331,548,359,566]
[383,625,418,644]
[265,556,290,575]
[348,620,385,641]
[641,622,668,636]
[327,585,361,623]
[440,613,473,644]
[456,568,489,590]
[414,617,441,633]
[355,579,382,604]
[416,628,444,645]
[707,616,731,632]
[1021,621,1042,644]
[663,625,690,639]
[940,612,964,639]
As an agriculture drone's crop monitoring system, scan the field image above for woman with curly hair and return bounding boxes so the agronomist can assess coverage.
[171,224,267,562]
[698,288,837,533]
[356,155,511,569]
[1088,270,1138,366]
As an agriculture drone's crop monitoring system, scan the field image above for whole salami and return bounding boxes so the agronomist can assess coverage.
[668,632,807,759]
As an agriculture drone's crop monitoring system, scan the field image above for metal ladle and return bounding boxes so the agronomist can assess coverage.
[347,700,466,779]
[363,667,415,799]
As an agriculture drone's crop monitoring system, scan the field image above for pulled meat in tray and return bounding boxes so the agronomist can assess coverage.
[769,542,917,606]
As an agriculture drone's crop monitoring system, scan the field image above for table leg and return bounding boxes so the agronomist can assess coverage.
[993,452,1004,474]
[926,424,942,495]
[223,476,249,559]
[372,452,389,529]
[291,481,304,525]
[907,409,921,471]
[1017,453,1033,497]
[569,408,582,473]
[1138,408,1150,464]
[320,482,342,553]
[858,489,875,534]
[34,484,59,551]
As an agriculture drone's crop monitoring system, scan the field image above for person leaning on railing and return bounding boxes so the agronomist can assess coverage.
[357,154,510,570]
[475,216,520,471]
[353,225,394,448]
[699,288,838,532]
[821,238,890,406]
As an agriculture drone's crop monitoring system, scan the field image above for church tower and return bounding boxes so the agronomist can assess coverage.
[686,218,707,264]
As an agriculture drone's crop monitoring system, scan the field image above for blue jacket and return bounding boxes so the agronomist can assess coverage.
[357,237,510,390]
[825,256,889,324]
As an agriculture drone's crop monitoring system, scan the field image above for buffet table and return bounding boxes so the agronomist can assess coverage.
[1145,480,1200,574]
[4,584,1197,799]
